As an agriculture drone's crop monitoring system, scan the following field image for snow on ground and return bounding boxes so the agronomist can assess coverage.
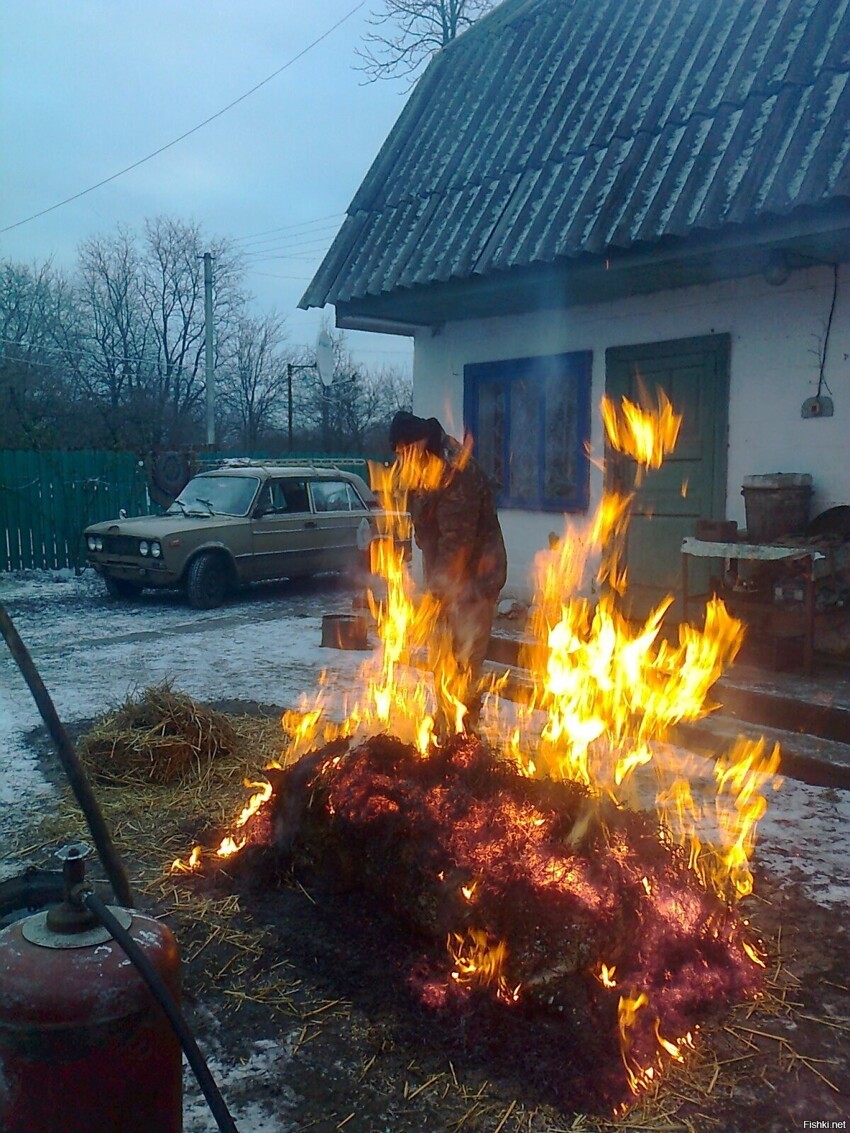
[634,742,850,910]
[3,569,849,907]
[0,569,367,877]
[1,569,849,1131]
[0,570,376,1133]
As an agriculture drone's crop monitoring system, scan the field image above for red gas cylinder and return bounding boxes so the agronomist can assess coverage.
[0,846,182,1133]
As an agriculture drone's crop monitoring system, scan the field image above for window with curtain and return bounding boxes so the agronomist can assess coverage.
[464,351,592,512]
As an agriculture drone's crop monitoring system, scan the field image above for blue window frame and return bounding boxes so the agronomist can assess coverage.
[464,351,592,512]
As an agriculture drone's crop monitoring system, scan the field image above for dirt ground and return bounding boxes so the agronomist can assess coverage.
[21,710,850,1133]
[193,853,850,1133]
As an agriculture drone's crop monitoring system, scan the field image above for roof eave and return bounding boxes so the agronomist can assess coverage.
[331,203,850,331]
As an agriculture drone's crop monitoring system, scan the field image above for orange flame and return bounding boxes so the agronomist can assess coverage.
[596,962,618,988]
[617,994,696,1095]
[617,992,652,1092]
[448,927,520,1004]
[180,393,780,1086]
[196,394,780,907]
[601,384,681,470]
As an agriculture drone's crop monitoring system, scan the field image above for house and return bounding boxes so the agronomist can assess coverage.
[301,0,850,617]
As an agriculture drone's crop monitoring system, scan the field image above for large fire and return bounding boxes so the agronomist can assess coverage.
[173,391,780,1108]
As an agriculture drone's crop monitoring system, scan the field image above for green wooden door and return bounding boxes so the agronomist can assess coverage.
[605,334,730,623]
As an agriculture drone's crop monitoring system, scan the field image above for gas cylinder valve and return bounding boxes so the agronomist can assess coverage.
[45,842,98,935]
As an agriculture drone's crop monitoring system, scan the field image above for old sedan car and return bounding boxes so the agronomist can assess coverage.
[84,463,407,609]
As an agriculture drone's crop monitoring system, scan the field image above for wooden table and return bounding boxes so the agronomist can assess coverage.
[681,537,825,674]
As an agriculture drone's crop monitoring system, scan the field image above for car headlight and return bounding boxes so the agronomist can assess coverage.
[139,540,149,556]
[150,541,162,558]
[87,535,103,552]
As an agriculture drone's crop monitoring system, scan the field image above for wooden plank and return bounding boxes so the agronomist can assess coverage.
[4,451,28,570]
[0,451,17,570]
[34,448,54,569]
[61,449,80,570]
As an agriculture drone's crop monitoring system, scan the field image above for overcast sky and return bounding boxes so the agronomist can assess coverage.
[0,0,415,374]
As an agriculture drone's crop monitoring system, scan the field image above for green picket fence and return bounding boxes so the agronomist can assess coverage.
[0,450,151,572]
[0,450,381,573]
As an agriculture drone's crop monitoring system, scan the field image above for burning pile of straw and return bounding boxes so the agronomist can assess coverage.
[228,730,765,1110]
[136,387,836,1121]
[77,682,241,785]
[164,387,788,1110]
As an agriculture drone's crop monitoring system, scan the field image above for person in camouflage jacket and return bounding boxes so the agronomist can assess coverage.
[389,412,507,731]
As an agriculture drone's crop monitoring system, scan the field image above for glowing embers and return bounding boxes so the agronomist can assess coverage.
[171,777,273,871]
[171,389,783,1109]
[228,731,764,1108]
[254,391,777,911]
[449,928,520,1004]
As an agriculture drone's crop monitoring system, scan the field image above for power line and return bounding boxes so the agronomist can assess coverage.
[0,334,184,371]
[235,226,344,258]
[237,229,342,254]
[241,242,340,264]
[231,213,346,246]
[251,254,333,264]
[239,230,341,258]
[0,3,365,235]
[0,330,412,369]
[245,270,317,282]
[243,249,336,265]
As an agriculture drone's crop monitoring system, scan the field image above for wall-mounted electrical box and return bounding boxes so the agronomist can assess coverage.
[801,395,834,418]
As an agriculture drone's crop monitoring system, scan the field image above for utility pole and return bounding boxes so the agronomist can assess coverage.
[203,252,215,447]
[286,363,294,451]
[322,384,330,453]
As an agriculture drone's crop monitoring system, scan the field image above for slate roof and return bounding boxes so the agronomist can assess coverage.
[301,0,850,311]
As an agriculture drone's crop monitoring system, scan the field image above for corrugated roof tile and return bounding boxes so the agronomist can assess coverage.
[300,0,850,311]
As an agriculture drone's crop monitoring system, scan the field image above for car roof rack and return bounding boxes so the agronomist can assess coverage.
[196,457,364,475]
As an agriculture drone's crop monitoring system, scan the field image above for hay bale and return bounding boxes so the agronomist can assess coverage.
[78,682,240,785]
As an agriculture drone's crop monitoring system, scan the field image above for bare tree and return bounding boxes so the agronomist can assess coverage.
[355,0,497,86]
[0,259,77,447]
[137,217,244,446]
[1,238,411,456]
[217,312,290,447]
[74,228,150,444]
[69,219,245,447]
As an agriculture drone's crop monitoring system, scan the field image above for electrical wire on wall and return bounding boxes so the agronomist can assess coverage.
[817,263,838,398]
[802,261,837,419]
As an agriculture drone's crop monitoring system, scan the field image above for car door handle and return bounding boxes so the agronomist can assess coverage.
[304,521,317,529]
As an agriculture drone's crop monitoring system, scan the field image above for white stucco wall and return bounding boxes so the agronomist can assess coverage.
[409,263,850,599]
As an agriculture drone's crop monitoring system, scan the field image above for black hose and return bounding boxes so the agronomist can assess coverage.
[0,601,134,907]
[82,889,240,1133]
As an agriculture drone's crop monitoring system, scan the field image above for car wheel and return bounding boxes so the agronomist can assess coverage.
[104,576,143,600]
[186,553,228,609]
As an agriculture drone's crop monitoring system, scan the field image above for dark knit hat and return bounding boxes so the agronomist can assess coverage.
[389,411,443,453]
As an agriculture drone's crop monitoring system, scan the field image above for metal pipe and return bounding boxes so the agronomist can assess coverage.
[0,601,134,908]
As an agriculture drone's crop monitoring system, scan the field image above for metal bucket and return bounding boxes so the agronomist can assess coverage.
[742,473,812,541]
[321,614,369,650]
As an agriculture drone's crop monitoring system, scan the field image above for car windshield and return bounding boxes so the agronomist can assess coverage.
[169,475,260,517]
